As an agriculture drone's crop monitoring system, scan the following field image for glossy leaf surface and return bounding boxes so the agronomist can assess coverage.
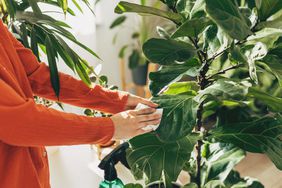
[205,0,252,40]
[212,115,282,170]
[143,38,196,65]
[127,133,200,185]
[152,94,198,141]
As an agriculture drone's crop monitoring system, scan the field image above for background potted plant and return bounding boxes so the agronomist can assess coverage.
[109,0,167,86]
[114,0,282,187]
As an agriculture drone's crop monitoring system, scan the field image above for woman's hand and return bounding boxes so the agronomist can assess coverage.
[111,108,161,140]
[125,94,158,110]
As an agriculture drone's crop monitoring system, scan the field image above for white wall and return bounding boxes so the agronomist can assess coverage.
[95,0,136,87]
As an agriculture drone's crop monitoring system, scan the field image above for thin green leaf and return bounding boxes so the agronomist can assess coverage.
[30,26,40,61]
[248,87,282,112]
[115,1,182,24]
[45,35,60,98]
[110,15,127,29]
[27,0,42,14]
[20,23,29,48]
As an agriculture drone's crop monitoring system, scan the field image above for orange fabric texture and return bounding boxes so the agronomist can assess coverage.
[0,20,128,188]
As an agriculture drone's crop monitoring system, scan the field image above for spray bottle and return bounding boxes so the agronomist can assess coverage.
[98,142,130,188]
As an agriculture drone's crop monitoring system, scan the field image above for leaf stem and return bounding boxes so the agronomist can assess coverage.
[207,64,243,80]
[196,102,204,187]
[207,40,246,63]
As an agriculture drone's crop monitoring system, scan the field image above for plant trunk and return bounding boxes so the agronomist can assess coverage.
[196,103,204,187]
[195,54,210,187]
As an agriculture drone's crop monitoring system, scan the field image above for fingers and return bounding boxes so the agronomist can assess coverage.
[132,108,156,115]
[137,113,162,123]
[134,128,154,137]
[137,119,161,129]
[139,98,158,108]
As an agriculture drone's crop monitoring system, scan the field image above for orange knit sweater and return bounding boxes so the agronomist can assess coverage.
[0,20,128,188]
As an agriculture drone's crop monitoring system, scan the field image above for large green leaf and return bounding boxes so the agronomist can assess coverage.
[257,11,282,30]
[163,81,199,96]
[143,38,196,65]
[176,0,205,19]
[171,17,211,38]
[247,28,282,48]
[203,24,221,56]
[201,143,245,186]
[195,79,251,103]
[203,170,263,188]
[248,87,282,112]
[205,0,252,40]
[260,36,282,68]
[255,0,282,21]
[223,170,264,188]
[114,1,182,24]
[152,94,198,142]
[149,58,200,96]
[212,115,282,170]
[127,133,200,186]
[229,45,248,64]
[262,53,282,86]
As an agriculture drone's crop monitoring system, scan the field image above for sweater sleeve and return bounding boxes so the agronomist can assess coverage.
[0,79,115,147]
[6,29,128,114]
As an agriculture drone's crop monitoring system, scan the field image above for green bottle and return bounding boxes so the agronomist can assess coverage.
[98,143,130,188]
[99,178,124,188]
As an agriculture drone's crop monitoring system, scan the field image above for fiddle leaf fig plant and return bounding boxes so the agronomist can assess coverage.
[115,0,282,187]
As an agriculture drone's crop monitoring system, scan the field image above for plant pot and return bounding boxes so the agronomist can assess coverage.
[146,182,182,188]
[131,63,148,86]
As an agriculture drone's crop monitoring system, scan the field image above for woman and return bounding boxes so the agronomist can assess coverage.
[0,20,161,188]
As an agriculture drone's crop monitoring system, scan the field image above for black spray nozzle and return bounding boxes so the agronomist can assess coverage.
[98,142,130,181]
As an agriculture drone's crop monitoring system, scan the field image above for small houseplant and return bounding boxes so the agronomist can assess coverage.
[115,0,282,187]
